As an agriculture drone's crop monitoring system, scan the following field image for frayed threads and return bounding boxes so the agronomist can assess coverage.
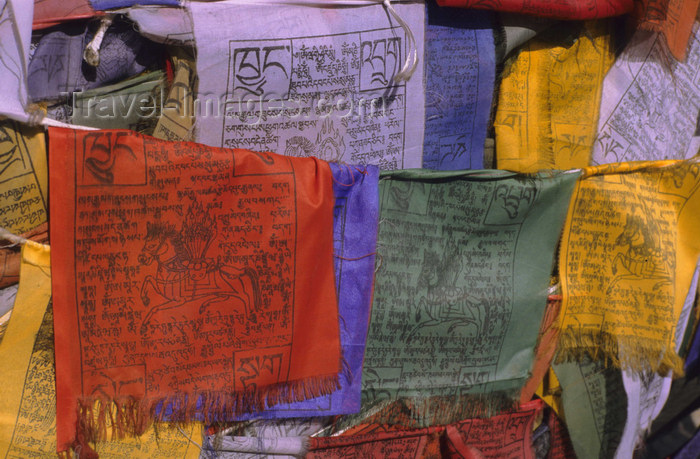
[73,374,339,454]
[555,329,685,376]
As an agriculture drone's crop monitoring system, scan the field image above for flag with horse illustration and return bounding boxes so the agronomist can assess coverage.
[557,159,700,376]
[48,127,342,457]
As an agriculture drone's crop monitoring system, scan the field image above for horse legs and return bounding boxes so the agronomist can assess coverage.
[199,293,256,323]
[140,299,183,333]
[403,319,440,344]
[140,275,158,306]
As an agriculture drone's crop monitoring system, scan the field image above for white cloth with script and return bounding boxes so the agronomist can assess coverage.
[189,0,425,169]
[615,261,700,459]
[0,0,33,123]
[593,24,700,164]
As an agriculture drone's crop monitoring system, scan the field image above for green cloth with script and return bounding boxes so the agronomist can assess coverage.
[360,169,580,425]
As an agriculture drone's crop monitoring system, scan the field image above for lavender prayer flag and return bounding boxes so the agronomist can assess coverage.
[238,163,379,418]
[422,4,495,170]
[673,427,700,459]
[0,0,33,122]
[28,19,161,102]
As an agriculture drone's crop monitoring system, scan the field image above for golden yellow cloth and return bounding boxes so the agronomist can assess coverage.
[0,242,202,458]
[535,369,563,418]
[0,120,48,234]
[495,21,614,172]
[557,159,700,374]
[152,48,196,142]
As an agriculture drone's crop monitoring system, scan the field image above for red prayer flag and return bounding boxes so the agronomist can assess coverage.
[49,128,341,456]
[434,0,634,19]
[444,399,544,459]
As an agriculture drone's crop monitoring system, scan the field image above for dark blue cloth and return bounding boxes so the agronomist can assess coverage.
[28,20,161,101]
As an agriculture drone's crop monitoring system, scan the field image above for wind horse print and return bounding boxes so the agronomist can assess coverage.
[359,168,579,426]
[48,127,342,457]
[557,159,700,375]
[137,208,262,332]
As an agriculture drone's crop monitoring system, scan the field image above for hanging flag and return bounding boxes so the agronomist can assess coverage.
[546,408,577,459]
[557,159,700,374]
[614,261,700,457]
[553,358,627,458]
[185,164,378,424]
[0,242,203,458]
[189,0,426,169]
[434,0,633,20]
[71,70,166,132]
[0,120,48,235]
[496,20,615,172]
[520,294,562,404]
[307,426,443,458]
[593,24,700,165]
[443,399,544,458]
[422,4,495,170]
[361,168,579,425]
[0,0,35,123]
[48,127,341,456]
[634,0,700,61]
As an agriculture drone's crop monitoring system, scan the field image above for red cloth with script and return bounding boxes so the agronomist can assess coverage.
[634,0,700,60]
[434,0,634,19]
[49,128,341,456]
[307,427,443,458]
[443,399,544,459]
[546,408,577,459]
[520,295,562,404]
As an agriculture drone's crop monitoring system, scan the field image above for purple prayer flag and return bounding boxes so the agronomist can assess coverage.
[422,4,495,170]
[241,163,379,417]
[89,0,179,8]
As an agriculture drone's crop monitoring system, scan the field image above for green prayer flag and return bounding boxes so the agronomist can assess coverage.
[71,70,165,132]
[553,359,627,458]
[360,169,580,425]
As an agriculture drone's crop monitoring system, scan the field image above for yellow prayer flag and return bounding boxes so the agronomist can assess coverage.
[557,159,700,375]
[0,120,48,234]
[495,21,614,172]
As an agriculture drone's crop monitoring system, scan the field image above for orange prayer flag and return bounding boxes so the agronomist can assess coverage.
[48,127,341,456]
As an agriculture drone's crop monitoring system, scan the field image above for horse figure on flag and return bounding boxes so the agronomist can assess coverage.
[138,201,261,331]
